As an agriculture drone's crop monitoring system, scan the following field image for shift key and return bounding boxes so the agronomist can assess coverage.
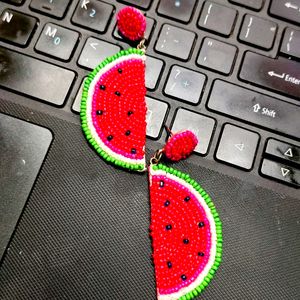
[208,80,300,139]
[239,51,300,99]
[0,47,75,106]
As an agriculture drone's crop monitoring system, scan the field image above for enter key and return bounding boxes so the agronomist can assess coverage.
[239,51,300,99]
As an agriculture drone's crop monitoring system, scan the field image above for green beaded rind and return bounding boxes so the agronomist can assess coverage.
[152,163,223,300]
[80,48,146,172]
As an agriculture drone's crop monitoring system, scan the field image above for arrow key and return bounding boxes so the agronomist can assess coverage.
[265,139,300,167]
[216,124,260,170]
[261,159,300,188]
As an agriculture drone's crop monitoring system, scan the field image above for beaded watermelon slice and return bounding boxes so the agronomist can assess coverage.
[80,48,147,171]
[149,164,222,300]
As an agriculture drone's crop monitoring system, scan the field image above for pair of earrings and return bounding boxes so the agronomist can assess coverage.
[80,7,222,300]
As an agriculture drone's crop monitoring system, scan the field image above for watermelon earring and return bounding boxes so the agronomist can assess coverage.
[80,5,222,299]
[149,129,223,300]
[80,7,147,172]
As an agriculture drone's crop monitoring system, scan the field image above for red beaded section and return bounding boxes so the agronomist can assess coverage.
[91,58,146,159]
[117,6,146,41]
[164,130,198,162]
[150,173,211,294]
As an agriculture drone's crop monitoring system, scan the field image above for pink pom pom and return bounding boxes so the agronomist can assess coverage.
[117,7,146,41]
[164,130,198,162]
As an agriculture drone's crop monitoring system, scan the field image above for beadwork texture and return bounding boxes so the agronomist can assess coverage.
[80,48,147,171]
[117,6,146,41]
[164,130,198,162]
[149,164,222,300]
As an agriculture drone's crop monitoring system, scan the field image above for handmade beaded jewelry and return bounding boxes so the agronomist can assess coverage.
[164,129,198,162]
[80,6,223,299]
[80,7,147,172]
[149,130,222,300]
[117,6,146,41]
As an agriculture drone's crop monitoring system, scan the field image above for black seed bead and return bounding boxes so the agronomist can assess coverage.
[167,261,172,268]
[131,148,136,154]
[183,239,189,244]
[198,222,205,228]
[166,224,172,230]
[159,180,164,187]
[96,110,103,115]
[125,130,131,136]
[100,85,106,90]
[115,91,121,96]
[164,200,170,207]
[118,68,122,73]
[127,111,133,116]
[184,196,190,202]
[181,274,187,281]
[107,135,113,141]
[198,252,205,257]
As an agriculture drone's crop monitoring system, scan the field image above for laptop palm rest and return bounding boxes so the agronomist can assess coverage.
[0,113,52,261]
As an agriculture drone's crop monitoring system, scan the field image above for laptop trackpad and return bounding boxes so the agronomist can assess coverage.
[0,113,52,260]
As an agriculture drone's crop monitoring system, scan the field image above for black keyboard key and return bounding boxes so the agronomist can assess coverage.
[229,0,263,10]
[30,0,71,19]
[261,159,300,188]
[146,97,169,139]
[78,37,121,70]
[117,0,152,10]
[269,0,300,25]
[198,2,237,36]
[239,52,300,99]
[197,38,237,75]
[0,47,75,106]
[265,139,300,167]
[35,23,79,61]
[157,0,197,23]
[280,28,300,59]
[216,124,259,170]
[145,56,163,90]
[113,17,155,42]
[3,0,24,5]
[208,80,300,139]
[164,65,206,104]
[155,24,195,61]
[0,9,37,47]
[72,0,113,33]
[171,109,215,155]
[239,14,277,49]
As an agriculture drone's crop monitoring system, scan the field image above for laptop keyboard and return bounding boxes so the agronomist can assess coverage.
[0,0,299,188]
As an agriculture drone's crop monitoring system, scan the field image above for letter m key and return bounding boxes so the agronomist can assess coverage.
[45,25,57,38]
